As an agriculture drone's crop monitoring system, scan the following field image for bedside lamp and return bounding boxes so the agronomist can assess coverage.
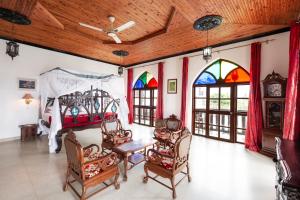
[23,93,33,104]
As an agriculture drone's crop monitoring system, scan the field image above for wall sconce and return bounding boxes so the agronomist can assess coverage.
[22,93,33,104]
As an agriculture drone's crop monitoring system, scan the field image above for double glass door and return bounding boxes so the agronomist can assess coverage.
[193,84,249,143]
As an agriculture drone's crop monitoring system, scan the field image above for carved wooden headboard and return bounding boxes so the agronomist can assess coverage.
[58,87,119,125]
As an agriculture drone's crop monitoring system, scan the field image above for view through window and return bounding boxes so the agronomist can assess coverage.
[193,59,250,143]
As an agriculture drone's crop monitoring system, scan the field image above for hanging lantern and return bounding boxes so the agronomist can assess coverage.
[203,46,212,62]
[118,66,124,75]
[113,50,128,76]
[193,15,223,63]
[6,41,19,60]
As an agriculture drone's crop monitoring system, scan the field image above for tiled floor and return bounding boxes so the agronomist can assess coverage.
[0,124,275,200]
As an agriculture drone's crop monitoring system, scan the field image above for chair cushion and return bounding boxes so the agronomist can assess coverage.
[84,153,116,179]
[149,149,174,170]
[84,151,112,163]
[114,135,131,145]
[154,130,180,144]
[84,163,101,179]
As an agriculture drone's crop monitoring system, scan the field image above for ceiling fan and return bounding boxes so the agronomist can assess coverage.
[79,15,135,44]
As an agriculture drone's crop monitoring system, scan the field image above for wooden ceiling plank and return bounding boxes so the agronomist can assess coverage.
[0,0,298,65]
[0,0,38,17]
[31,2,64,30]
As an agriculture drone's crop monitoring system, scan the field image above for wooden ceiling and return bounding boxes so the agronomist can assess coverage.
[0,0,299,66]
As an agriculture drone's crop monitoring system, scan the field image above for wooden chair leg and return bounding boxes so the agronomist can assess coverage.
[170,177,176,199]
[81,186,86,200]
[187,162,191,182]
[143,165,149,183]
[63,167,70,191]
[114,171,120,189]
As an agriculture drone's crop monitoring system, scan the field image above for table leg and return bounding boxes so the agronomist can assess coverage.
[123,154,128,181]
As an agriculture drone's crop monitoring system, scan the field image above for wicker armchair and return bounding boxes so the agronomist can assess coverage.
[63,131,120,200]
[154,114,183,147]
[144,128,192,199]
[100,118,133,149]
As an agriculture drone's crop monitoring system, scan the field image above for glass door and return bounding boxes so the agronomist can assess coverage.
[207,86,233,141]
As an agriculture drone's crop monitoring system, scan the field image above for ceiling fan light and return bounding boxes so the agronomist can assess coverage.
[203,46,212,62]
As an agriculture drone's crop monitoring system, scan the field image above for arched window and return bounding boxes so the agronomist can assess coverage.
[133,71,158,126]
[193,59,250,143]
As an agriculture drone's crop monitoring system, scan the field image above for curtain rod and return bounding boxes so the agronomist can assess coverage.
[40,67,114,79]
[126,61,165,70]
[125,38,275,69]
[179,39,275,59]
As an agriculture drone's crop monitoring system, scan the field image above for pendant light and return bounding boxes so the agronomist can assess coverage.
[203,30,212,62]
[193,15,223,63]
[112,50,129,76]
[6,25,19,60]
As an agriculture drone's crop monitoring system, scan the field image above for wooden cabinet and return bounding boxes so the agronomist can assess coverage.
[261,71,286,156]
[19,124,38,141]
[265,99,285,129]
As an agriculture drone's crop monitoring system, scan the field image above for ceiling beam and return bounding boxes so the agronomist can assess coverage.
[103,6,176,45]
[31,2,64,30]
[103,40,133,45]
[165,6,176,32]
[167,0,199,23]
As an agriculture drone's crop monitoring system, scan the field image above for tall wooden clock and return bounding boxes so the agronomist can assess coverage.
[261,71,286,156]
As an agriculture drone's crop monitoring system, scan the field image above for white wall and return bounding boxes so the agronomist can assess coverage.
[0,39,119,140]
[130,31,290,131]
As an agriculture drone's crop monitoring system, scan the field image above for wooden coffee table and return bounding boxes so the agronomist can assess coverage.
[113,139,157,181]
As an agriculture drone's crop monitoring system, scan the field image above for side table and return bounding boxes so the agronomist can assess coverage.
[19,124,38,141]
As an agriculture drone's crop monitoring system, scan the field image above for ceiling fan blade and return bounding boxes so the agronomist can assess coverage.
[115,21,136,32]
[79,22,104,32]
[109,33,122,44]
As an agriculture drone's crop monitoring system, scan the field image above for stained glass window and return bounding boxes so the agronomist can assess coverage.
[133,71,157,126]
[134,71,158,89]
[194,59,250,85]
[194,72,216,85]
[193,59,250,144]
[225,67,250,83]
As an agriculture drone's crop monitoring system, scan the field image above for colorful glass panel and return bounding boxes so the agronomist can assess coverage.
[148,78,158,88]
[194,59,249,85]
[94,99,100,110]
[134,71,158,89]
[71,106,79,117]
[140,72,148,84]
[111,102,117,113]
[134,79,144,89]
[206,61,220,80]
[225,67,250,83]
[221,61,238,79]
[146,72,153,83]
[195,72,216,85]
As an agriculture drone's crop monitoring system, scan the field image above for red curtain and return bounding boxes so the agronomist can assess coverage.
[156,62,164,119]
[127,68,133,124]
[245,42,263,152]
[283,22,300,141]
[180,57,189,127]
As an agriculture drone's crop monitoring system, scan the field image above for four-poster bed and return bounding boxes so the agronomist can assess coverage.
[39,68,129,153]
